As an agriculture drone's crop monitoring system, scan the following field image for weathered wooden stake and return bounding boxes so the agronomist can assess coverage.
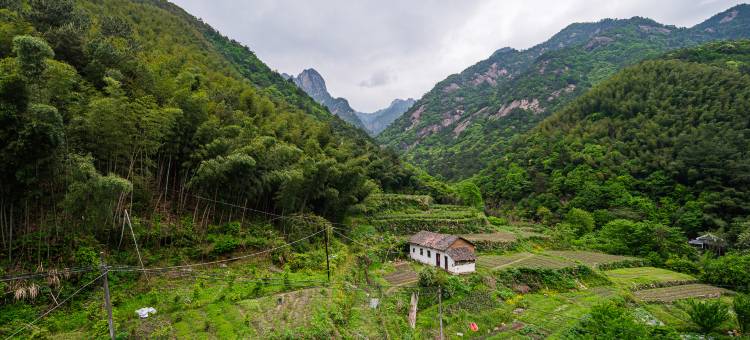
[100,252,115,340]
[408,291,419,329]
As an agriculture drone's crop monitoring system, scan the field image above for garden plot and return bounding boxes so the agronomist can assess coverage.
[477,252,575,270]
[239,287,332,337]
[606,267,696,289]
[383,262,418,286]
[461,231,517,243]
[633,284,732,303]
[544,250,642,268]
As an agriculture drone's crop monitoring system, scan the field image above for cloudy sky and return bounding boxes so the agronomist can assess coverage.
[172,0,741,112]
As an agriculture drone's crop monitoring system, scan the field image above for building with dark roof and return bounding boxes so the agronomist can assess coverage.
[408,231,476,274]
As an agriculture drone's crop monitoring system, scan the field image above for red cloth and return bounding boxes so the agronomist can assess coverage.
[470,322,478,332]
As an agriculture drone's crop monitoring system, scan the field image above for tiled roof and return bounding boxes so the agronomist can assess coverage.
[408,230,474,251]
[408,231,457,250]
[447,247,476,262]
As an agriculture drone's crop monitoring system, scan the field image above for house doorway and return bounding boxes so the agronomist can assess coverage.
[436,254,440,267]
[444,256,448,270]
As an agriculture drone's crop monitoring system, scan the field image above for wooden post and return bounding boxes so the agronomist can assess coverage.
[438,287,444,340]
[408,291,419,329]
[100,252,115,340]
[324,225,330,283]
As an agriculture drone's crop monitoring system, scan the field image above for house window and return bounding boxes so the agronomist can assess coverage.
[412,247,415,253]
[420,248,423,256]
[427,250,431,258]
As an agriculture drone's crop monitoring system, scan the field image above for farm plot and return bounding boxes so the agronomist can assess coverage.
[461,231,517,243]
[634,284,732,303]
[544,250,642,268]
[606,267,696,289]
[477,252,575,270]
[383,262,418,287]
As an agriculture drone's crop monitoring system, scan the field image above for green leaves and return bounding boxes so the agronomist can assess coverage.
[683,298,730,334]
[12,35,53,81]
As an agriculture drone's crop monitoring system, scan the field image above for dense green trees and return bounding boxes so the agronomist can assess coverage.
[0,0,415,268]
[479,42,750,247]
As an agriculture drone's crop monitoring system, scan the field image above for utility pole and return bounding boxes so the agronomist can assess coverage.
[438,287,444,340]
[100,252,115,340]
[324,225,330,283]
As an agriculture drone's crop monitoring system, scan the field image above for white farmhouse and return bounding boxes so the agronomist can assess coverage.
[408,230,476,274]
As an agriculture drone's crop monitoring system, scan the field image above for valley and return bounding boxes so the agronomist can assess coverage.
[1,0,750,339]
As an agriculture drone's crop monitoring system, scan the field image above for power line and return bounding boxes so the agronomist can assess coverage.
[110,228,326,272]
[4,272,106,340]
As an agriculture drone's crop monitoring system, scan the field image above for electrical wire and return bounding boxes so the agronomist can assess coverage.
[4,272,106,340]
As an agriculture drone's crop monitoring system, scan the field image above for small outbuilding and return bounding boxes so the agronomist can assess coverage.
[408,231,476,274]
[689,233,725,254]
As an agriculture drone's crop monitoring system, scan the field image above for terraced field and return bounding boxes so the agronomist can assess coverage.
[477,252,575,270]
[369,204,490,234]
[606,267,697,289]
[461,231,517,243]
[634,284,732,303]
[544,250,642,268]
[383,262,418,287]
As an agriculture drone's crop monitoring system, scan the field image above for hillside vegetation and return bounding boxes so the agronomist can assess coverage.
[379,5,750,180]
[479,40,750,239]
[0,0,418,271]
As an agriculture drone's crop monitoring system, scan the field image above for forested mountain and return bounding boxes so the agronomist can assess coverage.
[287,68,415,135]
[0,0,417,268]
[356,98,416,135]
[478,40,750,239]
[378,5,750,180]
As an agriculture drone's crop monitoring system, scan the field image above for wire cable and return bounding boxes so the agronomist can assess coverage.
[4,272,106,340]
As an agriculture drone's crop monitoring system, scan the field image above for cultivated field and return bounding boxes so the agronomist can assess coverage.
[544,250,642,268]
[633,284,732,303]
[477,252,575,270]
[383,262,418,286]
[461,231,517,243]
[606,267,696,288]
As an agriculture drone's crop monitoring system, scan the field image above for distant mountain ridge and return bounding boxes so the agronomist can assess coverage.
[377,4,750,179]
[286,69,415,135]
[357,98,416,135]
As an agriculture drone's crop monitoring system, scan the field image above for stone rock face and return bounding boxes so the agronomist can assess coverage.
[290,68,414,135]
[290,69,366,130]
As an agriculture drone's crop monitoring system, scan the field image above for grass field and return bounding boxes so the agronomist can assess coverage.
[544,250,641,268]
[605,267,696,288]
[633,284,732,303]
[477,252,575,270]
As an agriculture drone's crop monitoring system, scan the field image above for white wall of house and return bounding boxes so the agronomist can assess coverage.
[409,243,475,274]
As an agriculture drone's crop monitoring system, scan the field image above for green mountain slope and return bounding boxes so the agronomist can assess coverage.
[378,5,750,180]
[0,0,415,264]
[478,40,750,236]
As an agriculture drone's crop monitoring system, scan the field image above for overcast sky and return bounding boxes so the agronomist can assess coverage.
[171,0,742,112]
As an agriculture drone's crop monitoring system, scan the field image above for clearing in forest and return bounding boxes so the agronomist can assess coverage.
[477,252,575,270]
[633,283,732,303]
[605,267,696,288]
[544,250,642,268]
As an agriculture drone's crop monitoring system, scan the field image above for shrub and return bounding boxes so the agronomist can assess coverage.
[683,298,730,334]
[664,256,701,275]
[564,298,678,339]
[734,293,750,334]
[565,208,595,236]
[701,252,750,291]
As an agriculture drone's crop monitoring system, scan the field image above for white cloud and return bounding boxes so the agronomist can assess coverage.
[171,0,740,111]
